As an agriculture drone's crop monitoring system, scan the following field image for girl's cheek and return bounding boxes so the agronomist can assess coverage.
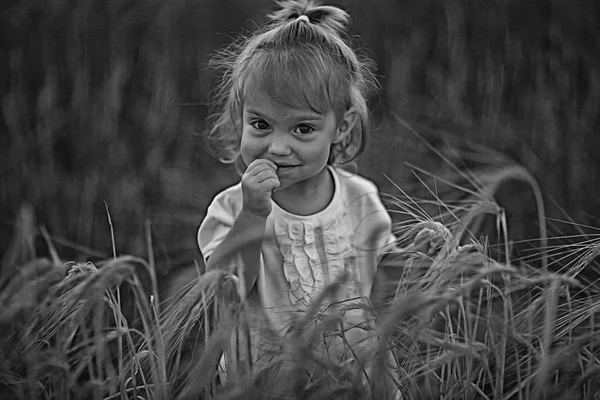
[240,133,261,163]
[243,133,266,154]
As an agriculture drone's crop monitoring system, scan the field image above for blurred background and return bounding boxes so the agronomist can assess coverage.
[1,0,599,278]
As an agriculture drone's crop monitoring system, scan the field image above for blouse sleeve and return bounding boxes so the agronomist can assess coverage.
[374,198,398,263]
[197,188,240,263]
[350,186,398,264]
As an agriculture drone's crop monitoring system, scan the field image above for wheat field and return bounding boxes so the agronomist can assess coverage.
[2,0,600,398]
[2,163,600,399]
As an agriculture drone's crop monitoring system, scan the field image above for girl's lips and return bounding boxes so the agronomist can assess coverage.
[276,164,297,174]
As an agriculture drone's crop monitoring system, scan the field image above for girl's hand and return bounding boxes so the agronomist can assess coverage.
[408,221,452,257]
[241,159,280,217]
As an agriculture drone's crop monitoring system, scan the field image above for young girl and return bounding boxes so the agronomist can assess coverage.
[198,0,412,393]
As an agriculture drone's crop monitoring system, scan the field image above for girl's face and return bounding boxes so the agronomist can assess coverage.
[240,89,355,196]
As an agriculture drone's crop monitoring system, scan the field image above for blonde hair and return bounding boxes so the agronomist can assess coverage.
[205,0,378,173]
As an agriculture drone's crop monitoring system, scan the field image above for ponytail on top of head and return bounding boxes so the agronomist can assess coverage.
[205,0,378,173]
[267,0,350,36]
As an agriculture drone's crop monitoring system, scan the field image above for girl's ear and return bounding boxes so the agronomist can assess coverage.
[334,107,358,144]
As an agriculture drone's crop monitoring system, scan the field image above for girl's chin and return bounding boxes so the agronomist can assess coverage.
[274,181,291,192]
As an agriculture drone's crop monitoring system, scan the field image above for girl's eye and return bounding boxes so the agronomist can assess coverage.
[251,120,270,131]
[294,124,315,136]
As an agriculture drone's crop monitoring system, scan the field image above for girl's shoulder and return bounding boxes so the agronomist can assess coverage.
[331,167,390,223]
[331,167,393,243]
[332,166,382,199]
[212,181,243,201]
[206,182,243,216]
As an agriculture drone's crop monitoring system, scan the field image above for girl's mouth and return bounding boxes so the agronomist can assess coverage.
[276,164,297,173]
[275,163,297,168]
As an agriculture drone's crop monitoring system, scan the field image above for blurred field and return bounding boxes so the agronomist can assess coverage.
[1,0,600,276]
[2,1,600,398]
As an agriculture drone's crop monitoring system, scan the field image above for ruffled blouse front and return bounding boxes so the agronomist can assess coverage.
[270,167,360,307]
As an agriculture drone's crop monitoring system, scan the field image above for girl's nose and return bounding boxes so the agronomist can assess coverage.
[267,131,291,155]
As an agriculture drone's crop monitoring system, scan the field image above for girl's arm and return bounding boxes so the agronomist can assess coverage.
[202,158,279,295]
[204,209,267,294]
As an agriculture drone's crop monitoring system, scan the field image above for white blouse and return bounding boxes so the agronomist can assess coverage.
[198,166,396,366]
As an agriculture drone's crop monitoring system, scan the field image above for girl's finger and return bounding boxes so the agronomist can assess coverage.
[246,163,271,176]
[257,176,280,189]
[258,158,278,170]
[246,159,278,175]
[255,166,278,179]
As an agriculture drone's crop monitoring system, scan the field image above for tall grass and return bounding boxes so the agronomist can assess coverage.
[2,161,600,399]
